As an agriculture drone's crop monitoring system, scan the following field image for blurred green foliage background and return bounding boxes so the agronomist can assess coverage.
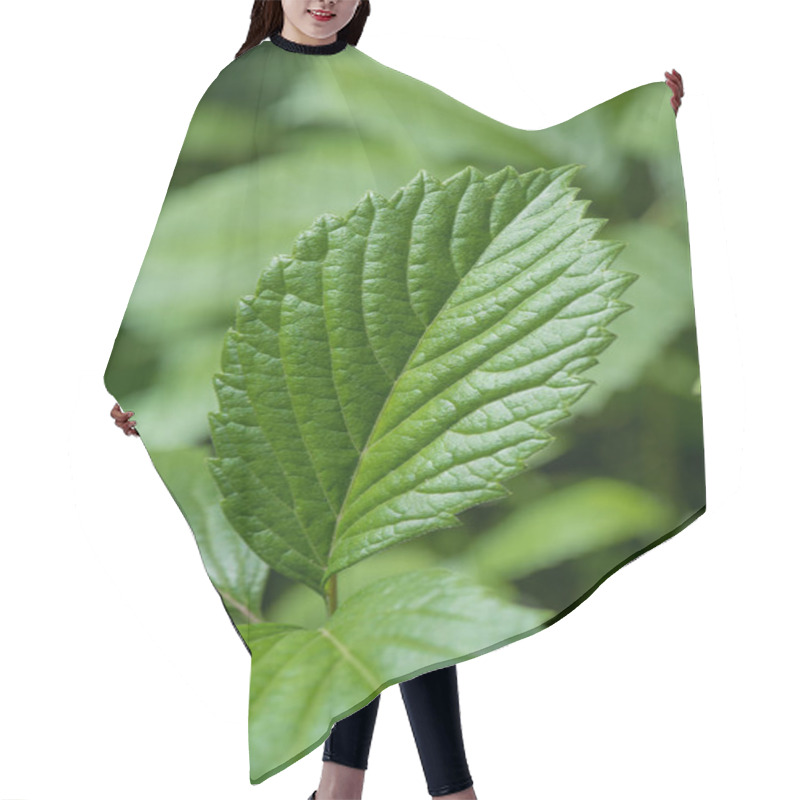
[105,45,704,635]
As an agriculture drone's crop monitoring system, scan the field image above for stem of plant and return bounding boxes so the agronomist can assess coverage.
[325,573,338,616]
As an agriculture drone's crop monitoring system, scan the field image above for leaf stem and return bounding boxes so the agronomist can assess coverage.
[325,574,338,617]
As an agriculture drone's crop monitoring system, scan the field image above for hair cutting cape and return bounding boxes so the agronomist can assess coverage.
[104,36,706,785]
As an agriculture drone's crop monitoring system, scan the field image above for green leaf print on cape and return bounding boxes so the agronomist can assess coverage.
[208,164,633,594]
[104,38,705,785]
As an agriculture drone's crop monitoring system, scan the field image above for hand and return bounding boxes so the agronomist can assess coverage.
[111,402,139,436]
[665,68,684,116]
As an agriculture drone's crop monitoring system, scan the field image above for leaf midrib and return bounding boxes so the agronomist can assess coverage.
[319,627,380,688]
[325,185,586,572]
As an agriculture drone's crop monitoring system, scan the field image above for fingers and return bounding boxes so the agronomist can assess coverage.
[665,71,684,95]
[110,403,132,423]
[122,419,140,436]
[111,402,140,436]
[120,417,139,435]
[665,68,684,117]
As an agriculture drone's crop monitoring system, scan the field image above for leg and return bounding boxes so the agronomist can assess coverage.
[400,665,476,799]
[316,694,381,800]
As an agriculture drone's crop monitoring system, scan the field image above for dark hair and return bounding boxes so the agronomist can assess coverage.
[236,1,371,59]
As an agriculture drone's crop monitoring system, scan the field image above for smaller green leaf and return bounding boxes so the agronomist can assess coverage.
[267,543,438,630]
[244,567,551,784]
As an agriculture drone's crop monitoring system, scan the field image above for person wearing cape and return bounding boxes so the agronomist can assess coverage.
[104,0,704,794]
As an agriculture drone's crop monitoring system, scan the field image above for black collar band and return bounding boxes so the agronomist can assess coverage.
[270,31,348,55]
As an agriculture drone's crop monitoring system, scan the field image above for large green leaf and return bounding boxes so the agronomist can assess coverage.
[244,567,551,784]
[208,164,635,595]
[568,220,696,416]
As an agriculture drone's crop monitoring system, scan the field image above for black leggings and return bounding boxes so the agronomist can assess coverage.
[323,664,474,797]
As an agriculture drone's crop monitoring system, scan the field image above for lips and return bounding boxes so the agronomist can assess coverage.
[308,9,335,21]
